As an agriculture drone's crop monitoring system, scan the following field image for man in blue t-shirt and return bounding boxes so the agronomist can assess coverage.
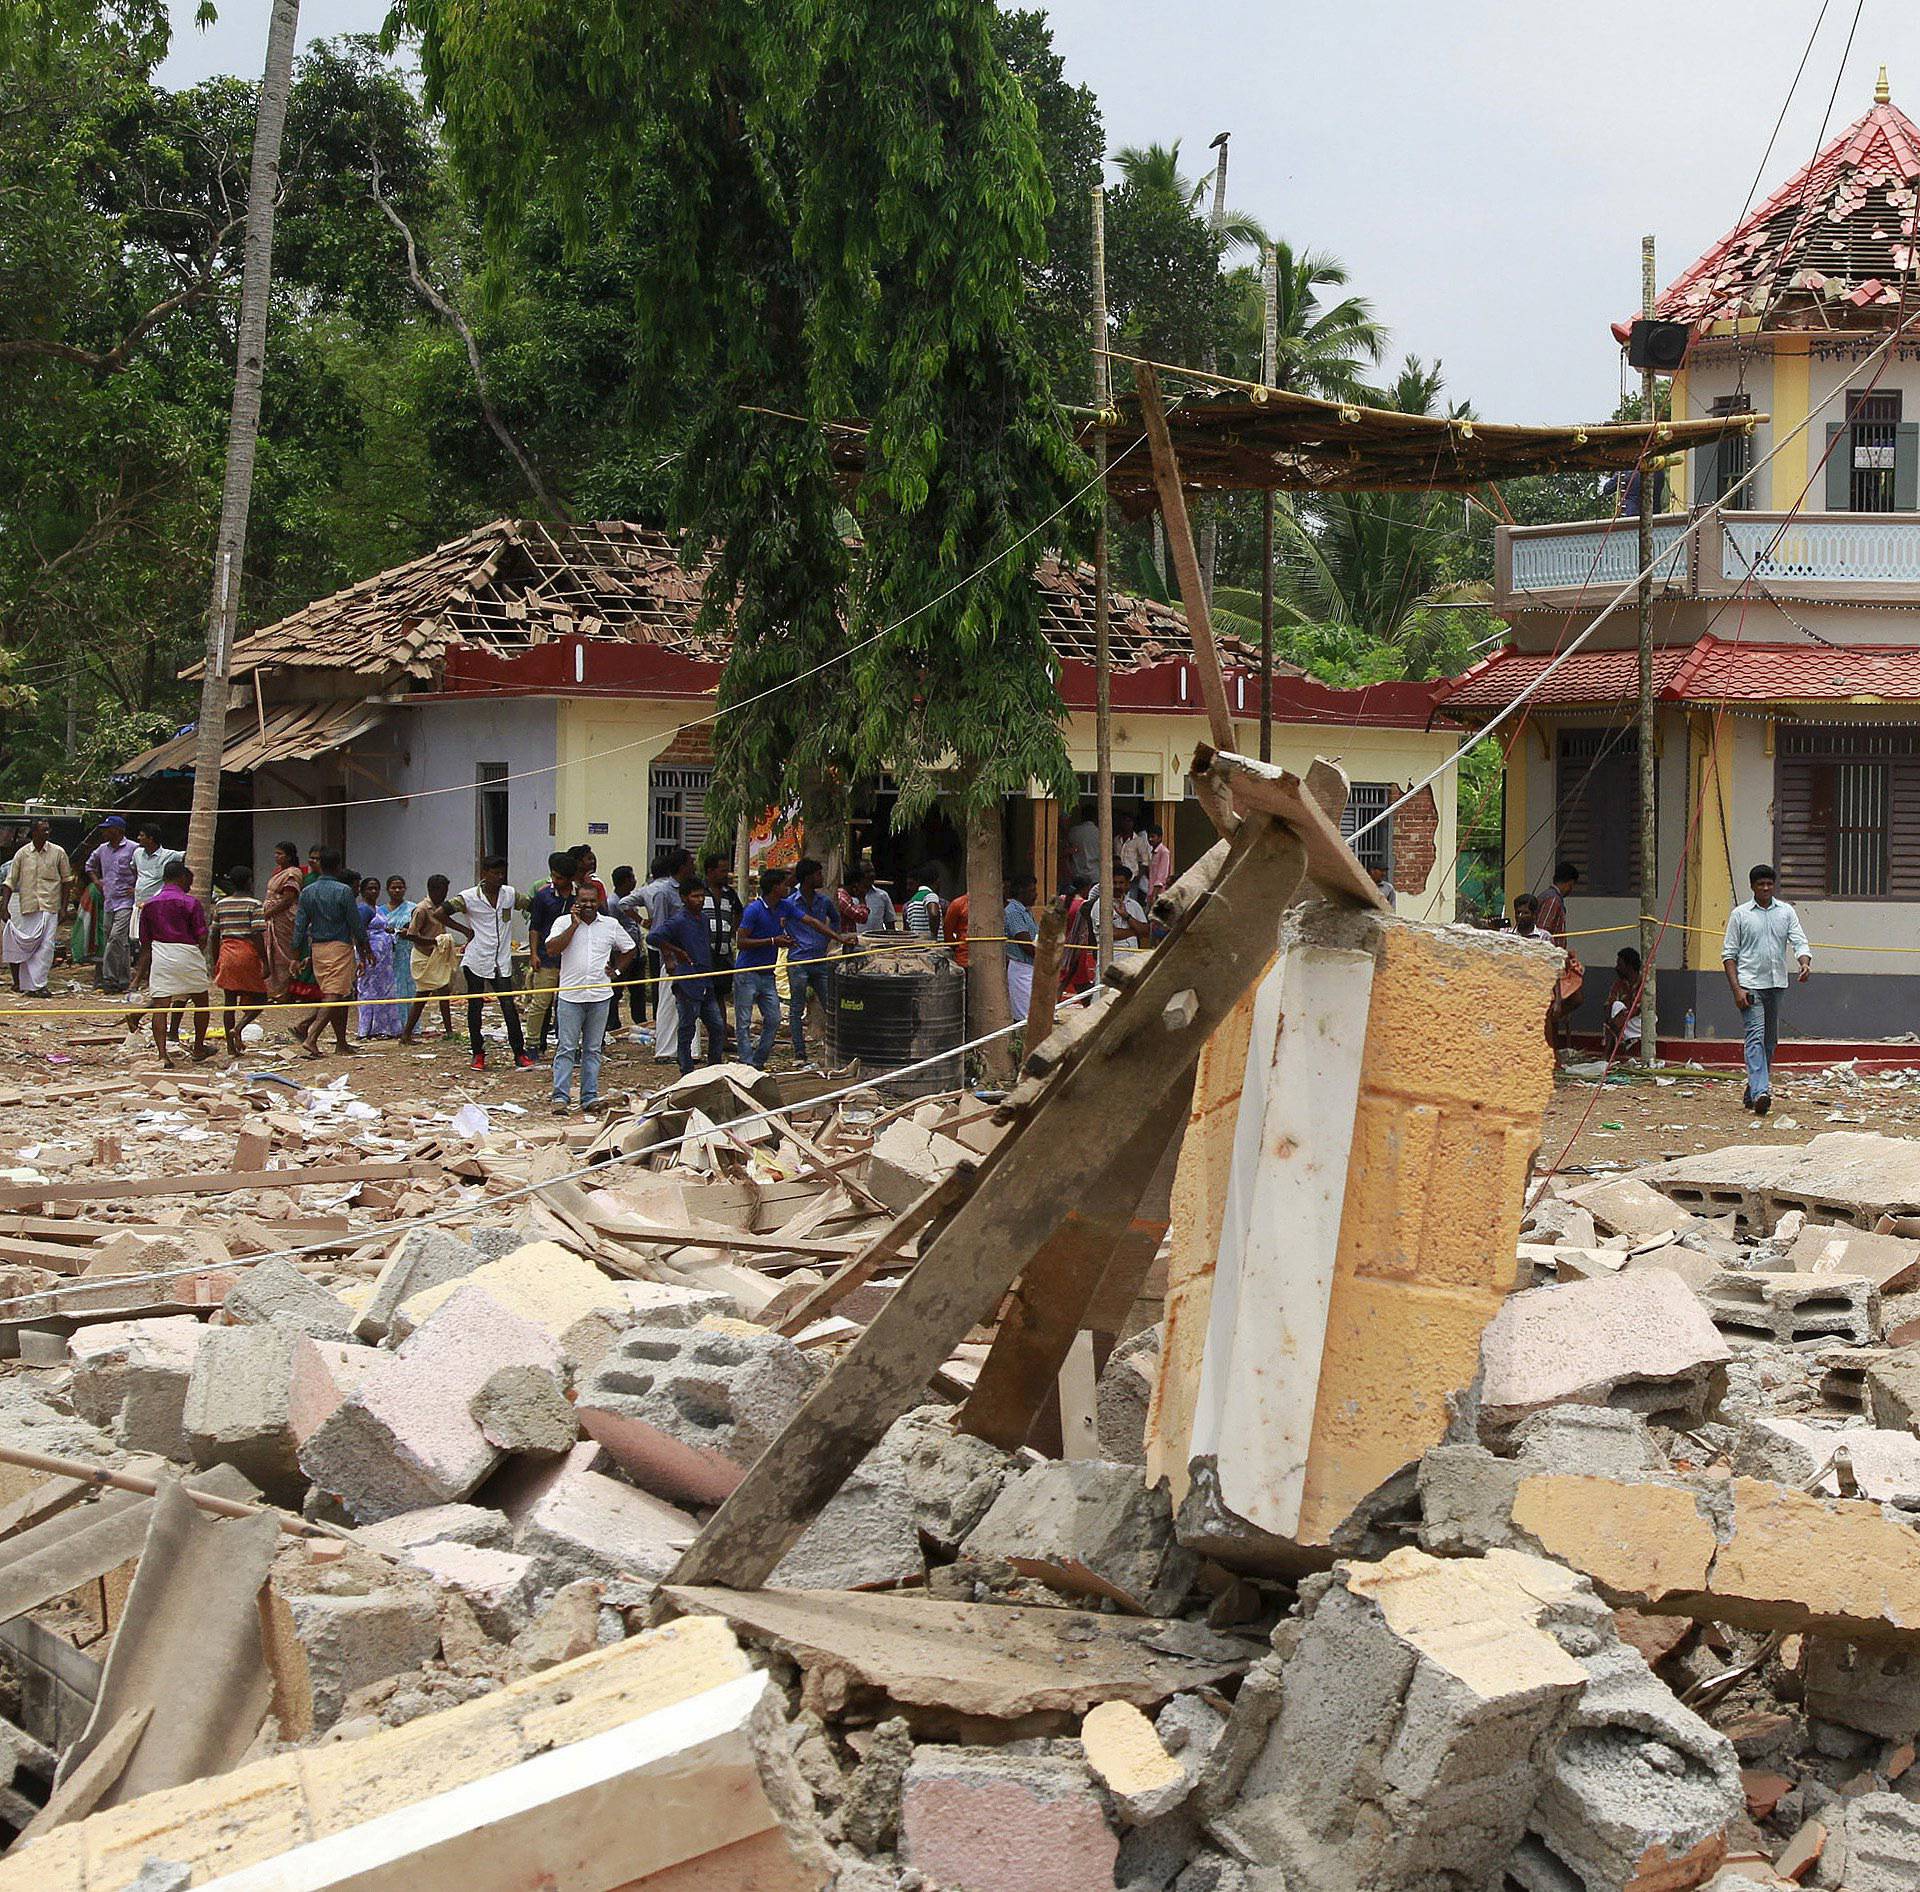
[648,880,725,1074]
[777,857,854,1065]
[732,867,793,1069]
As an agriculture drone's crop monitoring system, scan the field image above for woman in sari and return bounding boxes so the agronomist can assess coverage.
[355,876,402,1037]
[261,841,304,997]
[382,875,416,1004]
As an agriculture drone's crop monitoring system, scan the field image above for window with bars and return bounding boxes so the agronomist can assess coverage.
[650,766,713,861]
[1694,394,1754,510]
[1775,725,1920,898]
[1826,390,1916,513]
[1339,783,1394,878]
[1078,772,1155,802]
[1555,727,1647,898]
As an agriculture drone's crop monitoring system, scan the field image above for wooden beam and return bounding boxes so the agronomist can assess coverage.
[1194,746,1387,912]
[666,817,1307,1590]
[0,1160,432,1210]
[1026,904,1066,1048]
[955,1085,1187,1453]
[1134,362,1236,753]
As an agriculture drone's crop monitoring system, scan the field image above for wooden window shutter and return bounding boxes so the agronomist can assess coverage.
[1775,756,1831,896]
[1897,422,1919,511]
[1826,423,1852,511]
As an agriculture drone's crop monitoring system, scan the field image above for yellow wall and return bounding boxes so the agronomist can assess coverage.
[555,699,689,880]
[1768,334,1810,508]
[1688,711,1737,971]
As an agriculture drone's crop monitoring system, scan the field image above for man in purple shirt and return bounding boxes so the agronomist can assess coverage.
[132,861,211,1066]
[85,815,138,994]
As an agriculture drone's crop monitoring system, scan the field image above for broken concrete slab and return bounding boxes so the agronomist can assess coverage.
[574,1322,823,1507]
[1524,1193,1600,1249]
[1634,1146,1805,1233]
[867,1119,971,1216]
[1699,1269,1880,1347]
[468,1364,576,1459]
[66,1317,206,1459]
[1476,1270,1733,1437]
[1218,1548,1591,1890]
[220,1258,355,1341]
[769,1463,924,1593]
[354,1229,485,1345]
[298,1284,563,1523]
[1096,1324,1161,1467]
[1791,1223,1920,1295]
[660,1586,1260,1735]
[403,1540,538,1638]
[354,1502,513,1557]
[1822,1790,1920,1892]
[863,1406,1015,1554]
[1804,1636,1920,1739]
[1566,1174,1703,1241]
[493,1440,698,1593]
[392,1241,632,1368]
[181,1322,309,1503]
[900,1748,1117,1892]
[1866,1344,1920,1432]
[1081,1699,1190,1824]
[611,1279,737,1329]
[960,1459,1196,1615]
[261,1555,444,1739]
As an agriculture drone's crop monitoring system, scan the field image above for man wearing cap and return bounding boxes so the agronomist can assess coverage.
[85,816,138,993]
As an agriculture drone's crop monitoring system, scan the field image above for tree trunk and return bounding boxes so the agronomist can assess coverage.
[184,0,301,903]
[965,795,1010,1081]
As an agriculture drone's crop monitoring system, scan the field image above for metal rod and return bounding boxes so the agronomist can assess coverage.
[1092,183,1114,975]
[1637,235,1659,1068]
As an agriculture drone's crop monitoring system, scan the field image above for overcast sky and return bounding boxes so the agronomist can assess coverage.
[161,1,1911,422]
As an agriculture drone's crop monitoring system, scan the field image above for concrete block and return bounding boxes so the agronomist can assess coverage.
[770,1462,924,1591]
[1567,1174,1703,1241]
[574,1322,823,1506]
[868,1119,970,1215]
[402,1540,539,1638]
[1804,1637,1920,1739]
[182,1321,307,1502]
[395,1241,632,1368]
[900,1748,1119,1892]
[287,1336,384,1451]
[1633,1145,1805,1234]
[865,1405,1015,1553]
[511,1576,602,1673]
[1221,1547,1591,1889]
[612,1279,737,1328]
[1791,1223,1920,1294]
[469,1364,577,1458]
[497,1440,700,1592]
[1477,1271,1732,1437]
[1524,1193,1600,1248]
[1764,1131,1920,1231]
[66,1315,206,1458]
[222,1257,355,1340]
[355,1228,483,1343]
[1096,1324,1161,1466]
[1511,1404,1670,1479]
[1699,1269,1880,1347]
[263,1575,443,1737]
[1866,1344,1920,1432]
[354,1502,514,1556]
[1826,1346,1889,1414]
[1732,1416,1850,1491]
[298,1284,563,1522]
[1524,1613,1742,1892]
[1830,1791,1920,1892]
[1082,1699,1190,1824]
[961,1460,1196,1615]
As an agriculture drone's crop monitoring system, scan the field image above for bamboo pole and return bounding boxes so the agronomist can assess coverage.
[1134,363,1236,753]
[1260,243,1279,762]
[0,1441,337,1541]
[1092,185,1115,975]
[1637,235,1659,1068]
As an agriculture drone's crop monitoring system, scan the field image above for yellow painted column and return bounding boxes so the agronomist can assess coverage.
[1688,712,1737,971]
[1769,335,1810,510]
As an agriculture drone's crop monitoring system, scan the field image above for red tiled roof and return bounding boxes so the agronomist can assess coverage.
[1437,644,1694,711]
[1632,96,1920,335]
[1439,636,1920,715]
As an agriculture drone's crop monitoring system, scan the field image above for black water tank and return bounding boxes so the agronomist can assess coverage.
[831,950,967,1096]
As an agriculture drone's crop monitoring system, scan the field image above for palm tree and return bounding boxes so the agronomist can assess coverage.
[184,0,301,902]
[1239,243,1387,398]
[1111,140,1268,252]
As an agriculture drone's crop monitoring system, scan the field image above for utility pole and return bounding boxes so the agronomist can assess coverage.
[1259,243,1278,762]
[1198,132,1230,605]
[184,0,302,905]
[1635,234,1659,1067]
[1091,184,1114,976]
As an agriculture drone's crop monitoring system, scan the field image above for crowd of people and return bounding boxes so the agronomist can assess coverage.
[1,814,1180,1104]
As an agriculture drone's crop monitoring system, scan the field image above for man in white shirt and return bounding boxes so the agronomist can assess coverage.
[1064,806,1100,887]
[544,885,636,1115]
[446,855,534,1071]
[1722,861,1811,1116]
[1115,811,1152,881]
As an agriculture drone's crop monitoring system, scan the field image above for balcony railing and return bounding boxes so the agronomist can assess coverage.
[1496,510,1920,608]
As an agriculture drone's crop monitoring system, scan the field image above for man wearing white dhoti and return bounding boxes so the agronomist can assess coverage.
[0,820,72,997]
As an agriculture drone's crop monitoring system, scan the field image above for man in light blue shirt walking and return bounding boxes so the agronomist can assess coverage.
[1722,862,1811,1116]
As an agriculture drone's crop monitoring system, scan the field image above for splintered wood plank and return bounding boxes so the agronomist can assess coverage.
[955,1086,1188,1454]
[667,818,1306,1590]
[1195,745,1387,912]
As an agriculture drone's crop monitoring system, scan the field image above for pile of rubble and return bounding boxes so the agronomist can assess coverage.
[6,758,1920,1892]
